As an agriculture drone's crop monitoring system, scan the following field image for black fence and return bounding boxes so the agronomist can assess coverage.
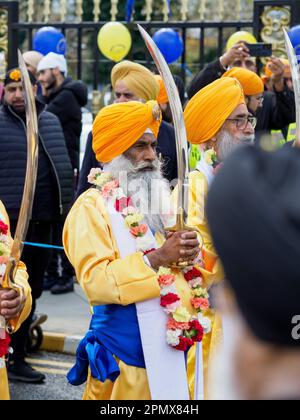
[2,0,300,88]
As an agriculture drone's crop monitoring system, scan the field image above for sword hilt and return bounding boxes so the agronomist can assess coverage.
[164,208,204,269]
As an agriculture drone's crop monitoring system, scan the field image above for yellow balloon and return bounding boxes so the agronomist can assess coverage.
[226,31,257,51]
[98,22,132,62]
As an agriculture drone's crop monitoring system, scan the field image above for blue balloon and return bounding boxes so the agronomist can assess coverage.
[152,29,184,64]
[288,25,300,63]
[33,27,67,56]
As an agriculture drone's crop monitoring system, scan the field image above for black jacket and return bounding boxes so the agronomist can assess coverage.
[76,121,178,198]
[0,101,74,221]
[44,77,88,170]
[187,59,296,141]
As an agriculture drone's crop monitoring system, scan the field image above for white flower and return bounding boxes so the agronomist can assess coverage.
[189,277,203,288]
[136,236,155,252]
[198,313,211,334]
[160,284,177,296]
[166,329,181,346]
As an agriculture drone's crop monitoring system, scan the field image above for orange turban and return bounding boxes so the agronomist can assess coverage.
[184,77,245,144]
[155,75,169,105]
[111,61,159,102]
[92,100,162,163]
[222,67,264,96]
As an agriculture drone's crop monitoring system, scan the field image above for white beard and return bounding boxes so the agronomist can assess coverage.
[104,155,174,233]
[218,130,255,162]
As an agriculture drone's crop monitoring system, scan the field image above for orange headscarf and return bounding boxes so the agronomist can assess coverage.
[222,67,264,96]
[155,75,169,105]
[92,100,162,163]
[184,77,245,144]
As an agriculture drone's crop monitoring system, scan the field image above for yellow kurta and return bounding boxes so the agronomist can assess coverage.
[0,201,31,400]
[63,188,198,400]
[186,170,225,400]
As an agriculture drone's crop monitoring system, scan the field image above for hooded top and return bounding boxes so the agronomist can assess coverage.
[44,77,88,170]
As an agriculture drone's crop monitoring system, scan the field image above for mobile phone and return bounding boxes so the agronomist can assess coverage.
[245,43,273,57]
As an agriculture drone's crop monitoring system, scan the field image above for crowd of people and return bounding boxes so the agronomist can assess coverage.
[0,30,299,400]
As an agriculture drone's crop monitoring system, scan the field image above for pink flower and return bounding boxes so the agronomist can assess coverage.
[164,300,181,314]
[130,224,148,237]
[101,180,119,198]
[191,297,210,311]
[0,256,9,265]
[167,318,190,331]
[158,274,175,287]
[188,277,203,288]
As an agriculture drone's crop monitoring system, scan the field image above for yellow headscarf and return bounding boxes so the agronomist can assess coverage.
[184,77,245,144]
[92,100,162,163]
[222,67,264,96]
[155,75,169,105]
[111,61,160,102]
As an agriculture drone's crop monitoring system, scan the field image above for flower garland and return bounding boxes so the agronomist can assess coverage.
[89,169,211,352]
[0,219,11,361]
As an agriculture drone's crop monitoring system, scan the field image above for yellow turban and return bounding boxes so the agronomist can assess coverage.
[92,100,162,163]
[184,77,245,144]
[222,67,264,96]
[155,75,169,105]
[111,61,160,102]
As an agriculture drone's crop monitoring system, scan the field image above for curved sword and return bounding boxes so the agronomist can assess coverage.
[0,51,39,333]
[283,28,300,147]
[138,24,191,233]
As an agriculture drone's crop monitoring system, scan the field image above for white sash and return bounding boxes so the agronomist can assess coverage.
[106,198,190,400]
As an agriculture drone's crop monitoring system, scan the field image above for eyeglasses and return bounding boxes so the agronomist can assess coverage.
[226,116,257,130]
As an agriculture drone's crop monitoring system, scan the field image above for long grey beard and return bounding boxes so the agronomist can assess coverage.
[218,129,255,162]
[104,155,172,234]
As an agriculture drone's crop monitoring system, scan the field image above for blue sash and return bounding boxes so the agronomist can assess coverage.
[67,304,146,386]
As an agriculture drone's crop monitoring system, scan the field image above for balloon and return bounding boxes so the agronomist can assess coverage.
[98,22,132,62]
[33,27,67,56]
[226,31,257,51]
[288,25,300,63]
[152,29,184,64]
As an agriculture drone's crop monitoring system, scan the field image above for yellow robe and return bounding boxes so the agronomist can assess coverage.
[186,171,225,400]
[0,201,31,400]
[63,188,200,400]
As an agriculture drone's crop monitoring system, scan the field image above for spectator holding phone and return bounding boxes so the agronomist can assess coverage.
[187,33,295,145]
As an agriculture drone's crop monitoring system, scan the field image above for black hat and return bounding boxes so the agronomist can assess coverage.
[4,68,37,86]
[207,145,300,347]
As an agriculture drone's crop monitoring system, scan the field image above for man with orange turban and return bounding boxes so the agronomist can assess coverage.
[222,67,264,115]
[187,42,295,145]
[77,61,178,197]
[183,77,255,399]
[63,100,212,400]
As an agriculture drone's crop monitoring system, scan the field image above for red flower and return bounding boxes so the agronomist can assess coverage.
[0,221,8,236]
[184,267,202,282]
[160,293,180,307]
[175,336,194,351]
[115,197,133,213]
[189,320,204,343]
[0,333,11,358]
[143,249,156,256]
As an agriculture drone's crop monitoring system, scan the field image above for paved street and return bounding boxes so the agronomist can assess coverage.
[9,352,84,400]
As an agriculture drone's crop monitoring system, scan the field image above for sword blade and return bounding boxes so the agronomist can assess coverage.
[283,28,300,147]
[2,51,39,287]
[138,24,189,223]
